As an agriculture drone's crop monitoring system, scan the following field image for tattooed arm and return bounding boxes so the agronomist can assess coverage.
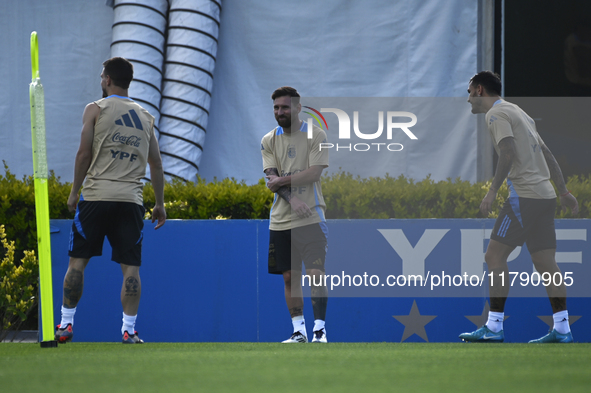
[541,143,579,215]
[264,167,312,218]
[480,137,515,215]
[267,165,325,190]
[264,168,292,202]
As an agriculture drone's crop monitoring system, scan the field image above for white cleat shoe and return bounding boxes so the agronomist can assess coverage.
[281,331,308,343]
[312,328,327,343]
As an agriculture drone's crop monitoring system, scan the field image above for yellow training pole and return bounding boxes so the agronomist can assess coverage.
[29,32,57,347]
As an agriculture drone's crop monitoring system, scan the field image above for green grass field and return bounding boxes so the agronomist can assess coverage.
[1,343,590,392]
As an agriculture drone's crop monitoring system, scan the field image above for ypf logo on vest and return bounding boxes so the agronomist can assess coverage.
[303,106,417,152]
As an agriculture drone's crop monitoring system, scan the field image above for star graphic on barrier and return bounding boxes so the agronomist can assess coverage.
[464,301,509,328]
[536,315,581,328]
[393,300,436,342]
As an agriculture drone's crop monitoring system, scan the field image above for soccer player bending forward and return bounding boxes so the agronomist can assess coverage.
[261,86,329,343]
[460,71,579,343]
[55,57,166,344]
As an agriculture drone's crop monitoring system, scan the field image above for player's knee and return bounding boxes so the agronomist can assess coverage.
[282,270,292,286]
[283,270,304,289]
[68,257,89,271]
[484,248,510,270]
[485,240,515,269]
[484,251,497,268]
[121,263,140,277]
[530,249,557,270]
[307,269,325,282]
[532,257,559,274]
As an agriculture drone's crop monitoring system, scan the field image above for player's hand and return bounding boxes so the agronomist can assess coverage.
[479,190,496,216]
[151,204,166,229]
[290,196,313,219]
[67,192,79,213]
[265,175,284,193]
[560,192,579,216]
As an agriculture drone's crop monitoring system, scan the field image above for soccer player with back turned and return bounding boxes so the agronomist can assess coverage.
[460,71,579,343]
[261,87,329,343]
[54,57,166,344]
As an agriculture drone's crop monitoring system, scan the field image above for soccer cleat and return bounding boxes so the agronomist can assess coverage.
[122,330,144,344]
[459,325,504,343]
[528,329,573,343]
[312,329,327,343]
[281,331,308,343]
[55,323,74,343]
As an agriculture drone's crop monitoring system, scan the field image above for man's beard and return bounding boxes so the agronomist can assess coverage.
[102,88,108,98]
[276,115,290,128]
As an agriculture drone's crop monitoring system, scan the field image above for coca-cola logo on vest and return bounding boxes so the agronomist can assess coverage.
[112,132,141,147]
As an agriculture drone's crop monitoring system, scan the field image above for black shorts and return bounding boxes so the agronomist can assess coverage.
[491,196,556,254]
[68,200,145,266]
[268,223,328,274]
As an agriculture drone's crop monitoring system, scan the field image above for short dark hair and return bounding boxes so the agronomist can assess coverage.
[271,86,300,104]
[470,71,502,95]
[102,57,134,89]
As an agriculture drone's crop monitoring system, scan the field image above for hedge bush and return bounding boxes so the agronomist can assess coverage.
[2,162,589,263]
[322,172,591,219]
[143,177,272,220]
[0,162,71,263]
[0,225,38,338]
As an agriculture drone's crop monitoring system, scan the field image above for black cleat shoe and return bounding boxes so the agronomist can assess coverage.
[55,324,74,343]
[122,330,144,344]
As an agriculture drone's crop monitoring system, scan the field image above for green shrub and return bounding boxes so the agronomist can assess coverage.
[1,162,589,265]
[0,162,72,263]
[555,174,591,218]
[322,173,489,219]
[322,172,588,219]
[0,225,38,340]
[143,177,272,220]
[2,162,587,335]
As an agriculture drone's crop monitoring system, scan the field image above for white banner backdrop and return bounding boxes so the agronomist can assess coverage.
[0,0,481,184]
[297,97,477,181]
[199,0,481,184]
[0,0,113,182]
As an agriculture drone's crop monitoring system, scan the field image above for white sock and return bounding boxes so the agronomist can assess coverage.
[313,319,325,332]
[486,311,504,333]
[122,312,137,335]
[60,306,76,327]
[292,315,306,336]
[553,310,570,334]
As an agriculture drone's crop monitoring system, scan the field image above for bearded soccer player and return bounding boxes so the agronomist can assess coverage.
[55,57,166,344]
[459,71,579,343]
[261,86,329,343]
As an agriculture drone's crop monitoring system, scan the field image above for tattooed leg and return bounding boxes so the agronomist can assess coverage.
[485,240,515,313]
[121,264,141,315]
[63,258,89,308]
[283,270,303,318]
[308,269,328,321]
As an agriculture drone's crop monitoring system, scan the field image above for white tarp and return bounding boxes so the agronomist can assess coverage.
[110,0,169,182]
[1,0,483,184]
[0,0,113,182]
[110,0,169,133]
[158,0,221,182]
[297,97,478,182]
[199,0,481,183]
